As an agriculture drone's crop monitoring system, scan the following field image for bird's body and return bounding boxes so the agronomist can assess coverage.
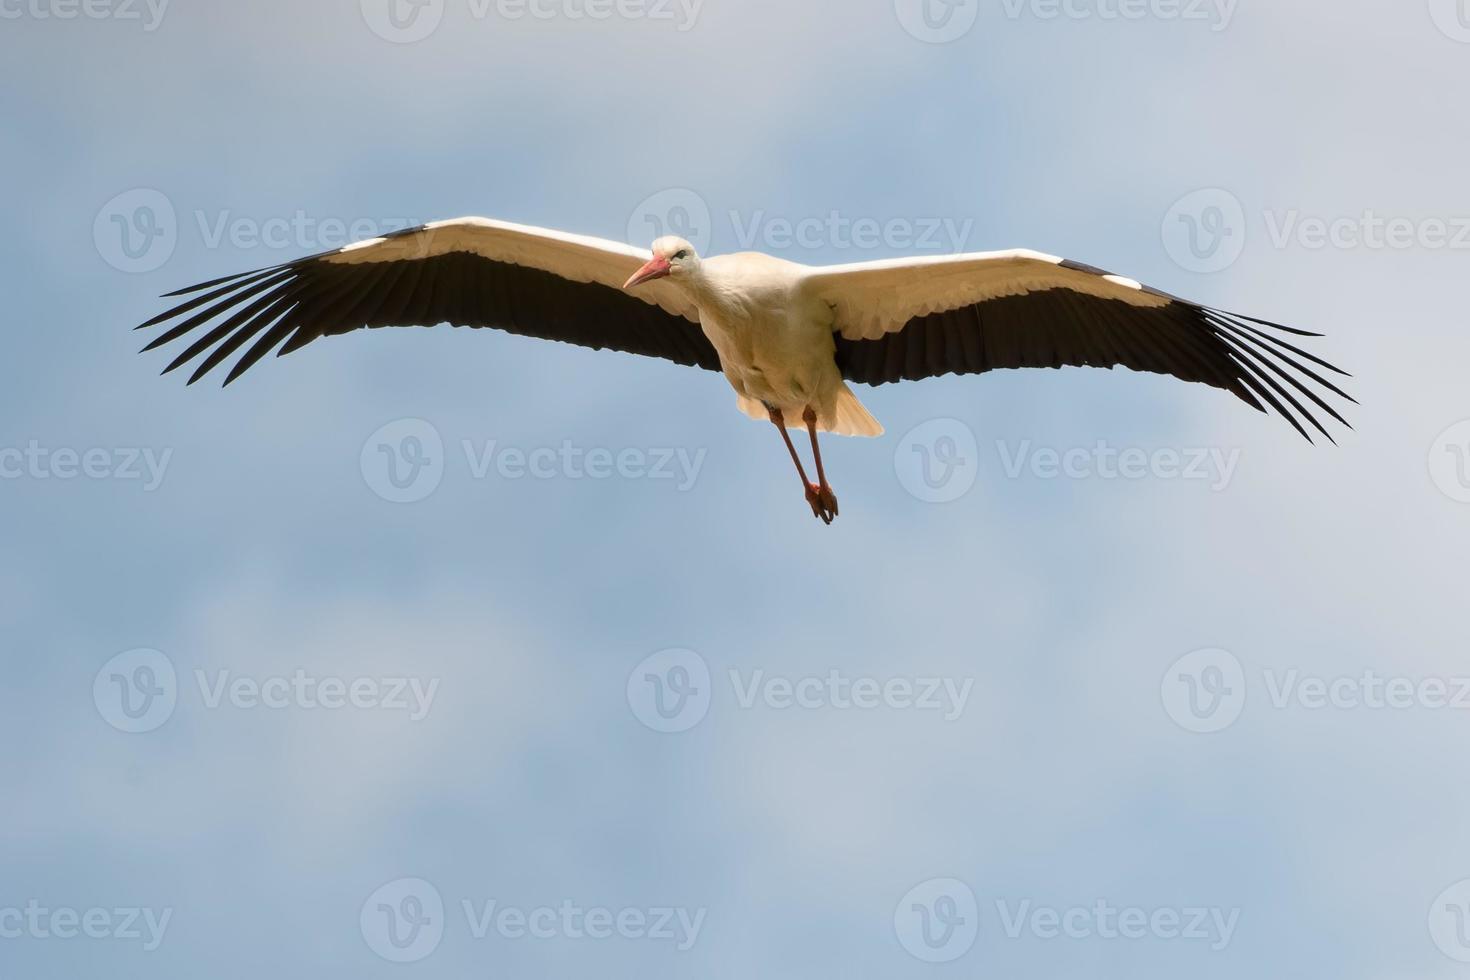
[136,216,1354,523]
[680,249,880,436]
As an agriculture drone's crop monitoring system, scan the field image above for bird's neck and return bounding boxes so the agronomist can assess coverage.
[678,264,734,311]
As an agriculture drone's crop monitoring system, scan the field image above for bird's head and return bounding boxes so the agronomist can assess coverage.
[623,237,701,290]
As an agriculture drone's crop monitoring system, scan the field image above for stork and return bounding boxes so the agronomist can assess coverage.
[136,217,1354,523]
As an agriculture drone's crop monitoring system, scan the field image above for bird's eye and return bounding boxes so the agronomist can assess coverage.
[674,250,689,260]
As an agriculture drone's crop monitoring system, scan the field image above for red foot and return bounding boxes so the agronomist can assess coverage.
[805,483,839,525]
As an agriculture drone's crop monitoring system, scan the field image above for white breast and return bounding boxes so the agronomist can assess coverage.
[693,253,841,414]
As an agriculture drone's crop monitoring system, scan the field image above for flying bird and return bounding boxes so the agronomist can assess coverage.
[136,217,1354,523]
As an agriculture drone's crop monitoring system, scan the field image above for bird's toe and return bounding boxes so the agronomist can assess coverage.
[819,485,839,519]
[804,484,837,524]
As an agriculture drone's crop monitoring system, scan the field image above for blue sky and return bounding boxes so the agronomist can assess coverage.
[4,0,1470,977]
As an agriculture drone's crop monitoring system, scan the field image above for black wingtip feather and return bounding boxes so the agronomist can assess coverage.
[1230,312,1325,338]
[160,265,275,298]
[1214,328,1333,443]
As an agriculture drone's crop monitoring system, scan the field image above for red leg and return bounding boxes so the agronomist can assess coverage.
[803,407,839,523]
[769,407,833,524]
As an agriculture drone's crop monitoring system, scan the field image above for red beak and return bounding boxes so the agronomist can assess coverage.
[623,256,672,290]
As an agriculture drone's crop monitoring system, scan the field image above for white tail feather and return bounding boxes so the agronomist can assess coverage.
[830,384,884,437]
[736,384,885,438]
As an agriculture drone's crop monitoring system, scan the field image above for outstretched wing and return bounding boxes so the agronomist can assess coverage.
[803,250,1354,443]
[137,218,721,385]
